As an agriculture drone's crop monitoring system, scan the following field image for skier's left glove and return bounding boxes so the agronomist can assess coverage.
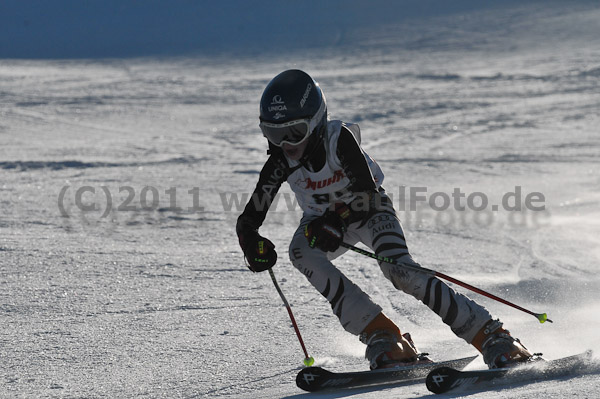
[304,208,348,252]
[238,230,277,272]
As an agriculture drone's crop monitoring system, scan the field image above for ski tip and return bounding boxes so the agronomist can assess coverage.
[296,366,332,392]
[425,366,462,394]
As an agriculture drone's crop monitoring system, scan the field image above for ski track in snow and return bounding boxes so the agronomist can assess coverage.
[2,3,600,399]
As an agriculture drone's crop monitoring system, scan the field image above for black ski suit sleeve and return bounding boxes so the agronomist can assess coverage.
[336,126,378,194]
[236,153,290,237]
[336,126,383,224]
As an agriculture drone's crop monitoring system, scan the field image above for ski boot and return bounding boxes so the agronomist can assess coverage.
[472,319,535,369]
[360,313,432,370]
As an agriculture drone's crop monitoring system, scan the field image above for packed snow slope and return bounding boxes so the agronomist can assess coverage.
[1,1,600,398]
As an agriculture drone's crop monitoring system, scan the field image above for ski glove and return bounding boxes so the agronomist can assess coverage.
[239,230,277,272]
[304,210,347,252]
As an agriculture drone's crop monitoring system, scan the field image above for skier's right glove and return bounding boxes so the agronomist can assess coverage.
[238,230,277,272]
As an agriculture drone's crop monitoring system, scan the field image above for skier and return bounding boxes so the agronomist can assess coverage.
[236,69,533,370]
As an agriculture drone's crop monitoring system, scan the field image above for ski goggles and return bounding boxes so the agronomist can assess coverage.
[259,118,314,147]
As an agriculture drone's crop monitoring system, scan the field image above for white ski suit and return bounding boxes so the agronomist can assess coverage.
[237,120,492,342]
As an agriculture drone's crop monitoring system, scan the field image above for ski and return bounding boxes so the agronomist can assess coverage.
[296,355,477,392]
[426,350,594,394]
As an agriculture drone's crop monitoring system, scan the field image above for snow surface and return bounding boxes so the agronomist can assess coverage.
[1,1,600,398]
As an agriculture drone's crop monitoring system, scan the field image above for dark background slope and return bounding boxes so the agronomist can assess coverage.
[1,0,591,59]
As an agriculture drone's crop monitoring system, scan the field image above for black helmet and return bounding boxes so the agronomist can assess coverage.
[259,69,327,147]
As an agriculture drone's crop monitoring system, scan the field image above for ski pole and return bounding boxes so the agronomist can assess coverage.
[268,268,315,366]
[340,242,552,324]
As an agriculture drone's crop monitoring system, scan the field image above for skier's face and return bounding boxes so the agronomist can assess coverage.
[282,140,308,160]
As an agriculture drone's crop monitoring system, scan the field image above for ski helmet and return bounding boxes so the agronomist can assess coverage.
[259,69,327,147]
